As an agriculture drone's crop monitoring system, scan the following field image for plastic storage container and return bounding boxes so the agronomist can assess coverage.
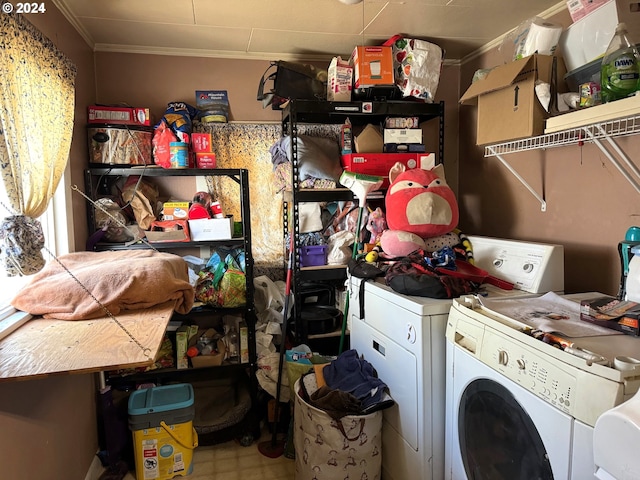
[565,58,601,92]
[128,384,198,480]
[299,245,328,267]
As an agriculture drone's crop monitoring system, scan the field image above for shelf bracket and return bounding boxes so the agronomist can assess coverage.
[583,125,640,195]
[486,146,547,212]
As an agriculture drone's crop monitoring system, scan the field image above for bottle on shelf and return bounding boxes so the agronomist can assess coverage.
[600,22,640,103]
[225,324,239,363]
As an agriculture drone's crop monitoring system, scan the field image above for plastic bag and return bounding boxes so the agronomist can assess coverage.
[195,254,246,308]
[383,34,444,101]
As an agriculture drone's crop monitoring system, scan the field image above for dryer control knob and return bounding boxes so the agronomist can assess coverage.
[523,263,534,273]
[498,350,509,365]
[406,324,416,344]
[516,359,526,370]
[493,259,503,268]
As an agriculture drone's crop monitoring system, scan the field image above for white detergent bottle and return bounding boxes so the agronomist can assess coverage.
[600,22,640,103]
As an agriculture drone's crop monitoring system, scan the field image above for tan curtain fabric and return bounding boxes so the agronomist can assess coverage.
[0,12,76,275]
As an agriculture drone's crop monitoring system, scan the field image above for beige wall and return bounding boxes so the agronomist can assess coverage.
[0,7,99,480]
[8,3,638,478]
[458,9,638,296]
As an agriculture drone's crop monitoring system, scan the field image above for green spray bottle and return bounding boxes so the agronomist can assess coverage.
[601,22,640,103]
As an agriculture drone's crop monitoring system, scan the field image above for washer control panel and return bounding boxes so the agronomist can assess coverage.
[469,236,564,293]
[480,328,577,415]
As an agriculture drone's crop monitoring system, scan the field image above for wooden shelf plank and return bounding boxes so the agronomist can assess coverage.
[0,301,175,382]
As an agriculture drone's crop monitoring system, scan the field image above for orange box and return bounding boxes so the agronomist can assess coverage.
[196,152,216,168]
[350,46,394,89]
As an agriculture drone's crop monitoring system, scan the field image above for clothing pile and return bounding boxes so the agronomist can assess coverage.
[297,349,394,420]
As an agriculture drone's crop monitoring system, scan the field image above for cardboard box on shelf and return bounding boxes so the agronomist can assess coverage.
[175,326,190,369]
[162,201,190,220]
[188,215,234,241]
[327,56,353,102]
[460,54,557,145]
[191,133,213,153]
[195,152,216,169]
[383,128,423,145]
[354,124,384,153]
[190,339,226,368]
[545,93,640,133]
[146,219,190,243]
[350,46,394,89]
[87,106,152,126]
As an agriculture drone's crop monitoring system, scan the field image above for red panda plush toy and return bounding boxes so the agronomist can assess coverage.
[380,161,460,258]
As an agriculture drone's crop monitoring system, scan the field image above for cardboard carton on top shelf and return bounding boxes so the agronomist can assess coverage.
[460,54,562,145]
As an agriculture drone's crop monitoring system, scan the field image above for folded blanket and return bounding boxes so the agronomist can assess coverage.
[11,250,194,320]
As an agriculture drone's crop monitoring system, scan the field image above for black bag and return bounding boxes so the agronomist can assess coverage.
[257,60,326,109]
[384,250,477,299]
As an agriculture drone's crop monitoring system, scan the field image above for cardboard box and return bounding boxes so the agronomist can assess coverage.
[188,215,233,241]
[191,133,213,153]
[341,152,436,188]
[239,325,249,364]
[146,220,190,243]
[383,128,423,144]
[195,152,216,169]
[350,46,394,89]
[460,54,555,145]
[327,56,353,102]
[162,201,190,220]
[190,339,226,368]
[87,106,151,126]
[580,296,640,336]
[175,326,190,369]
[545,93,640,133]
[354,124,384,153]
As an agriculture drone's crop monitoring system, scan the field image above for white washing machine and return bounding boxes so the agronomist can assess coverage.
[348,236,565,480]
[445,294,640,480]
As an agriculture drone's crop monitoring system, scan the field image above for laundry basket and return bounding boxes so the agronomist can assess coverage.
[293,379,382,479]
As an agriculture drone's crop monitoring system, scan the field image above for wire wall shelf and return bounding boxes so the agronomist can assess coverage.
[484,114,640,157]
[481,112,640,212]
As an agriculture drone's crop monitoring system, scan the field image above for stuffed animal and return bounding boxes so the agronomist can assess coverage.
[365,207,387,245]
[380,162,460,258]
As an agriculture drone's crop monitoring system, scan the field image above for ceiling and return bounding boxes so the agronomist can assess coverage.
[52,0,565,63]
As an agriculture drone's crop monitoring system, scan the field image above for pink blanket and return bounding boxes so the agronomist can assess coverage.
[11,250,195,320]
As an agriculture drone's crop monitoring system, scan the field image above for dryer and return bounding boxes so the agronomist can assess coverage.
[348,236,564,480]
[445,294,640,480]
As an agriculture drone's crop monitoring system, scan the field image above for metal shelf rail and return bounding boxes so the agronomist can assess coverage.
[484,114,640,211]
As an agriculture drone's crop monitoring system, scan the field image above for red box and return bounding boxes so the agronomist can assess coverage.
[87,106,151,126]
[341,152,436,187]
[196,152,216,169]
[191,133,213,153]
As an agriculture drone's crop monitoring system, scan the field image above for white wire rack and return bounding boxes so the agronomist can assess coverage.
[484,114,640,156]
[482,113,640,211]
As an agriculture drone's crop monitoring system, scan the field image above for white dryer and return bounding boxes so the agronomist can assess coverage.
[348,236,565,480]
[445,294,640,480]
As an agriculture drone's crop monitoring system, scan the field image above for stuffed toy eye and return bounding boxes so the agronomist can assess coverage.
[426,178,445,188]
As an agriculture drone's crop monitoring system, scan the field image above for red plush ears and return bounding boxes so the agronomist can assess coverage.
[384,163,459,239]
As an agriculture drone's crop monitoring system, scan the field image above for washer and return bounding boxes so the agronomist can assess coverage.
[445,294,640,480]
[348,236,564,480]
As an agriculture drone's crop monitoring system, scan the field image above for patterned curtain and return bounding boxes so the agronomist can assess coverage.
[0,11,76,275]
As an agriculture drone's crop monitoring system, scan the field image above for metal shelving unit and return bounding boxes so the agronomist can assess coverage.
[484,113,640,211]
[280,99,445,345]
[84,166,261,444]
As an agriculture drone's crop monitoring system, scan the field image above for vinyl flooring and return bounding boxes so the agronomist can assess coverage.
[101,429,295,480]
